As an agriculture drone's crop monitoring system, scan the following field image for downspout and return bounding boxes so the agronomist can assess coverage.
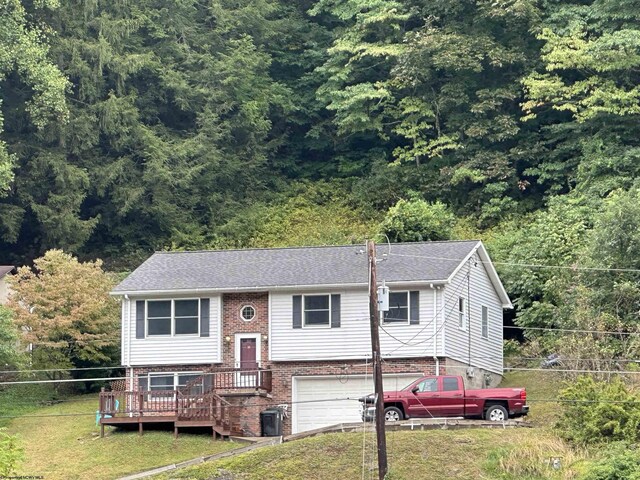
[467,260,472,368]
[125,295,133,391]
[432,285,439,375]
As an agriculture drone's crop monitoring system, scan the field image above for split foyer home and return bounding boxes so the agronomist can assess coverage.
[100,240,511,437]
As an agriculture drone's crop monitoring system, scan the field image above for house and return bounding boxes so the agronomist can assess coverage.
[101,241,511,437]
[0,266,15,305]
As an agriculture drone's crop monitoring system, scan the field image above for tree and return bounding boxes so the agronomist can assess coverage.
[0,0,68,196]
[380,197,455,243]
[6,250,119,372]
[0,306,21,368]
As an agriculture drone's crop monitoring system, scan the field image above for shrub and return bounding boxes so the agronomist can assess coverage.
[380,198,455,242]
[0,428,23,476]
[580,444,640,480]
[557,376,640,445]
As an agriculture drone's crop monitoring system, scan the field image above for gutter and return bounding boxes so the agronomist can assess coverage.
[110,280,449,297]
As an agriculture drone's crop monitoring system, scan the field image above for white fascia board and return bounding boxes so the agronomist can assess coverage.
[475,243,513,309]
[110,280,449,297]
[443,241,512,310]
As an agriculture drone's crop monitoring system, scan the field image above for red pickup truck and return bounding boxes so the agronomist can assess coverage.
[360,375,528,422]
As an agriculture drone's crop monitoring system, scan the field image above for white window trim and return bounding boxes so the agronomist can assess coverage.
[302,294,332,329]
[234,333,262,368]
[458,297,467,331]
[240,304,256,322]
[147,371,204,394]
[145,299,201,338]
[383,291,410,326]
[481,305,489,339]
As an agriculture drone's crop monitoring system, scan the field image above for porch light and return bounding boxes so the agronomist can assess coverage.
[263,335,268,342]
[225,336,231,343]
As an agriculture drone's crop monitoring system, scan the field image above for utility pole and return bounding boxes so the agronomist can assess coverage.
[368,239,388,480]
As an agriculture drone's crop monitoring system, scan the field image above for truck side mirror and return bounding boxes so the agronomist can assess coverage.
[411,386,420,394]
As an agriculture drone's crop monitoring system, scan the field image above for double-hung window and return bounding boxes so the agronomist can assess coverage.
[146,299,199,337]
[383,291,409,324]
[481,306,489,339]
[303,295,330,327]
[147,301,172,336]
[147,372,203,394]
[458,297,467,331]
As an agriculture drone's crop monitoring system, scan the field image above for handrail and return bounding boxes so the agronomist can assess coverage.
[179,368,273,395]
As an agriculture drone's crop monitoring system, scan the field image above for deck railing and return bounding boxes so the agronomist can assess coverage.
[180,368,273,395]
[100,367,271,428]
[99,389,178,417]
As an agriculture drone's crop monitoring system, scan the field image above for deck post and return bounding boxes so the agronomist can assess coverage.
[100,422,104,438]
[139,421,143,436]
[174,425,178,439]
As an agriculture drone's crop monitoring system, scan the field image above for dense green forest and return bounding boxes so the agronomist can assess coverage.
[2,0,640,357]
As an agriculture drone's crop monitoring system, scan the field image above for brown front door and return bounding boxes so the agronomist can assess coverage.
[238,338,258,387]
[240,338,257,370]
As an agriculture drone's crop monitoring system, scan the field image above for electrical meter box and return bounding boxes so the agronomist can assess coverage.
[377,285,389,311]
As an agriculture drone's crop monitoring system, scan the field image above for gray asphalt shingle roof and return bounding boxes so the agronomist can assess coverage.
[0,266,15,279]
[112,241,481,294]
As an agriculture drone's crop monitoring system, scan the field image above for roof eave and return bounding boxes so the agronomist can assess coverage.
[110,279,450,297]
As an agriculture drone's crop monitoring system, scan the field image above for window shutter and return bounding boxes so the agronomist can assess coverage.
[136,301,145,339]
[200,298,210,337]
[138,376,148,391]
[410,291,419,325]
[331,294,341,328]
[292,295,302,329]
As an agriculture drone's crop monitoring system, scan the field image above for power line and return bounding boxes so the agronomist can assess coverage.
[505,367,640,375]
[504,325,640,336]
[0,366,125,374]
[388,252,640,274]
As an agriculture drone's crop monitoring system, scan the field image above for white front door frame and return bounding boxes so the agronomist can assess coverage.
[234,333,261,368]
[234,333,261,387]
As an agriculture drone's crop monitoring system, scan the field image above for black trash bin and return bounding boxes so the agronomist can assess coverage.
[260,408,283,436]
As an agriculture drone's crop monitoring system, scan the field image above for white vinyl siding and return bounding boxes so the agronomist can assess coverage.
[123,295,221,366]
[444,253,503,375]
[270,288,438,361]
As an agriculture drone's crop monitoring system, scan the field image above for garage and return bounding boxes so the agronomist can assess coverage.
[292,373,422,434]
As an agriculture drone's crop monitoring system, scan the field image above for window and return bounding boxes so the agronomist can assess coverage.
[481,306,489,339]
[384,292,409,324]
[147,372,203,393]
[177,373,203,394]
[149,374,174,391]
[304,295,330,327]
[415,378,438,393]
[458,297,467,331]
[147,301,171,336]
[443,377,460,391]
[175,300,199,335]
[146,299,199,337]
[240,305,255,322]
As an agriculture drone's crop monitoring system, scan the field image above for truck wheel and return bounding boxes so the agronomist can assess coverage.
[485,404,508,422]
[384,407,403,422]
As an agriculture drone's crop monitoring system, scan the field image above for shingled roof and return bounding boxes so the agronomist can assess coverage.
[0,266,15,279]
[112,241,511,307]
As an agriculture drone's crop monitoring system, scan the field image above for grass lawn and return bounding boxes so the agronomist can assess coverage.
[159,372,589,480]
[6,394,240,480]
[501,370,565,426]
[161,429,587,480]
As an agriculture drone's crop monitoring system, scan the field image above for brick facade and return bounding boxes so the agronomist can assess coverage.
[127,292,445,436]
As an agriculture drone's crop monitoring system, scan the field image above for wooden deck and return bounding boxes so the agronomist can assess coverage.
[98,368,272,438]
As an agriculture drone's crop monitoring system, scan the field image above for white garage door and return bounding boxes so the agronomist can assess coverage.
[292,373,422,434]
